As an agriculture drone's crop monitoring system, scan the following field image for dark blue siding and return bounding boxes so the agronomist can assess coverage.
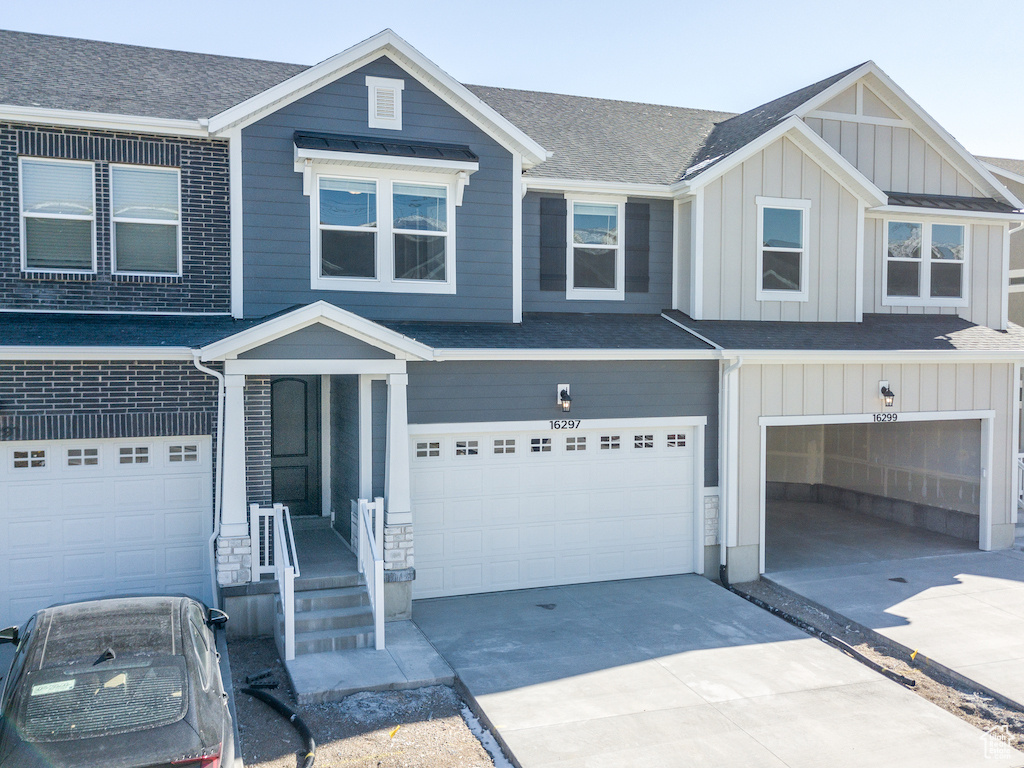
[522,192,674,314]
[406,360,719,486]
[241,57,514,322]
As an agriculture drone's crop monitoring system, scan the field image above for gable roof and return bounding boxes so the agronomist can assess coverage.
[466,86,734,185]
[205,29,548,166]
[0,28,306,121]
[682,64,864,180]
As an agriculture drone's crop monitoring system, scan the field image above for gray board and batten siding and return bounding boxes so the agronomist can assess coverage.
[522,192,673,314]
[238,324,395,360]
[405,360,719,486]
[241,56,514,322]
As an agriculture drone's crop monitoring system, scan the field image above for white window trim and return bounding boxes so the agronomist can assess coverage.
[881,217,969,308]
[19,156,97,274]
[310,166,457,295]
[566,195,626,301]
[756,196,811,303]
[366,76,404,131]
[110,164,183,277]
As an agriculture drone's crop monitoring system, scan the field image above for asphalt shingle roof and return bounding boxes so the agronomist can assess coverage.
[664,310,1024,352]
[981,156,1024,178]
[0,29,307,120]
[384,313,712,350]
[0,313,262,348]
[466,85,735,185]
[685,64,864,179]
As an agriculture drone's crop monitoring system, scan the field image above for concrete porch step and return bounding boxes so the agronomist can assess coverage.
[293,572,364,591]
[294,604,374,633]
[293,625,376,655]
[294,585,369,612]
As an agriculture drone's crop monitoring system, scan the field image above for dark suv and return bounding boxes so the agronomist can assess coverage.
[0,596,233,768]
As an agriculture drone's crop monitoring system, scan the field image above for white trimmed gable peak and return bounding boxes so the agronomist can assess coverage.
[789,61,1022,208]
[206,29,549,168]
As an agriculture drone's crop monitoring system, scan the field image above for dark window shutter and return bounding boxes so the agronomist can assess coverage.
[625,202,650,293]
[539,196,567,291]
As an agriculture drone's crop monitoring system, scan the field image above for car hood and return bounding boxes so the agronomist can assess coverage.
[0,717,213,768]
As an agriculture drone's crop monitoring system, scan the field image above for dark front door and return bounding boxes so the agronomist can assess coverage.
[270,376,321,516]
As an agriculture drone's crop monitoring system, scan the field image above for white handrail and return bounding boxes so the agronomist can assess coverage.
[1018,456,1024,511]
[272,503,298,661]
[354,497,385,650]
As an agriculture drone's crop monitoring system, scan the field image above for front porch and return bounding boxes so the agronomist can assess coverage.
[200,303,436,658]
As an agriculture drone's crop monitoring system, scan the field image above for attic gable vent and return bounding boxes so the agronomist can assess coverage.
[366,76,404,130]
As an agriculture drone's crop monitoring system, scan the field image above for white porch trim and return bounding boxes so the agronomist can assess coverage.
[220,373,249,538]
[384,373,412,527]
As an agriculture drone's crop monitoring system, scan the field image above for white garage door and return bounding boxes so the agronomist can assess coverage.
[0,436,213,628]
[411,422,700,598]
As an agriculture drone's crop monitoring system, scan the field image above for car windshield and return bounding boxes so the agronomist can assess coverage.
[15,657,188,742]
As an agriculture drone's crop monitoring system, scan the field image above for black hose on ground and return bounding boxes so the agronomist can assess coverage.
[724,584,917,689]
[241,686,316,768]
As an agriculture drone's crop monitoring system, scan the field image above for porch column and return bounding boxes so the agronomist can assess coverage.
[220,373,249,536]
[384,372,412,526]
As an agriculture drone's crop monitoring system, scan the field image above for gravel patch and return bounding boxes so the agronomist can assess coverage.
[228,637,501,767]
[734,579,1024,755]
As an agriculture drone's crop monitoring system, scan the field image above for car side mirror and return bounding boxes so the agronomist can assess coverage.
[207,609,228,630]
[0,626,18,646]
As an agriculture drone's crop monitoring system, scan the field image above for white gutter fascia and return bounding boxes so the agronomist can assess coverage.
[721,349,1024,364]
[193,354,226,611]
[523,177,675,199]
[0,104,209,138]
[430,348,721,361]
[0,346,195,360]
[1006,222,1024,235]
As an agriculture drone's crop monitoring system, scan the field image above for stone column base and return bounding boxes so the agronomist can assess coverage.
[383,523,414,571]
[216,535,252,586]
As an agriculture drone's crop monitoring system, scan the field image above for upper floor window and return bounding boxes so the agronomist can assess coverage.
[20,158,95,273]
[884,220,967,306]
[313,170,455,294]
[366,76,404,130]
[756,196,810,302]
[567,197,625,300]
[111,165,181,275]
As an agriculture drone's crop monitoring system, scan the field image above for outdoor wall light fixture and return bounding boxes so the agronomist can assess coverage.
[557,384,572,412]
[879,381,895,408]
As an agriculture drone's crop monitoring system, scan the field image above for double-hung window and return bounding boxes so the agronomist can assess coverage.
[756,196,811,301]
[20,158,95,273]
[111,165,181,275]
[567,197,625,300]
[313,170,455,293]
[884,220,967,305]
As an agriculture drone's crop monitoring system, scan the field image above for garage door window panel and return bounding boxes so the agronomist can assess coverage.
[13,449,46,469]
[118,445,150,465]
[493,438,516,455]
[66,447,99,467]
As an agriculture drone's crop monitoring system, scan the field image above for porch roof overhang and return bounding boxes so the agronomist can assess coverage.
[198,301,435,362]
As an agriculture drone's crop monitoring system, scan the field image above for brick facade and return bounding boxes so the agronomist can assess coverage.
[0,123,230,312]
[244,376,272,505]
[0,360,219,441]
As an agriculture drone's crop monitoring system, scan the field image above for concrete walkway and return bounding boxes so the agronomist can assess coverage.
[770,550,1024,709]
[767,499,1024,709]
[414,576,1022,767]
[283,620,454,704]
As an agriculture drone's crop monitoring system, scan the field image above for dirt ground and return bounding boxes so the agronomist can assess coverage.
[735,579,1024,754]
[227,637,502,768]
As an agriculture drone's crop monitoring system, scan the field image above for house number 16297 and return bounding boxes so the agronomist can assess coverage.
[549,420,582,429]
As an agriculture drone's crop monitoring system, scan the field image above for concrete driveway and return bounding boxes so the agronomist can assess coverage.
[414,575,1022,768]
[769,548,1024,710]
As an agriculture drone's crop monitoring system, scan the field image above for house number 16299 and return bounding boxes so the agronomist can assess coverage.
[873,413,898,422]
